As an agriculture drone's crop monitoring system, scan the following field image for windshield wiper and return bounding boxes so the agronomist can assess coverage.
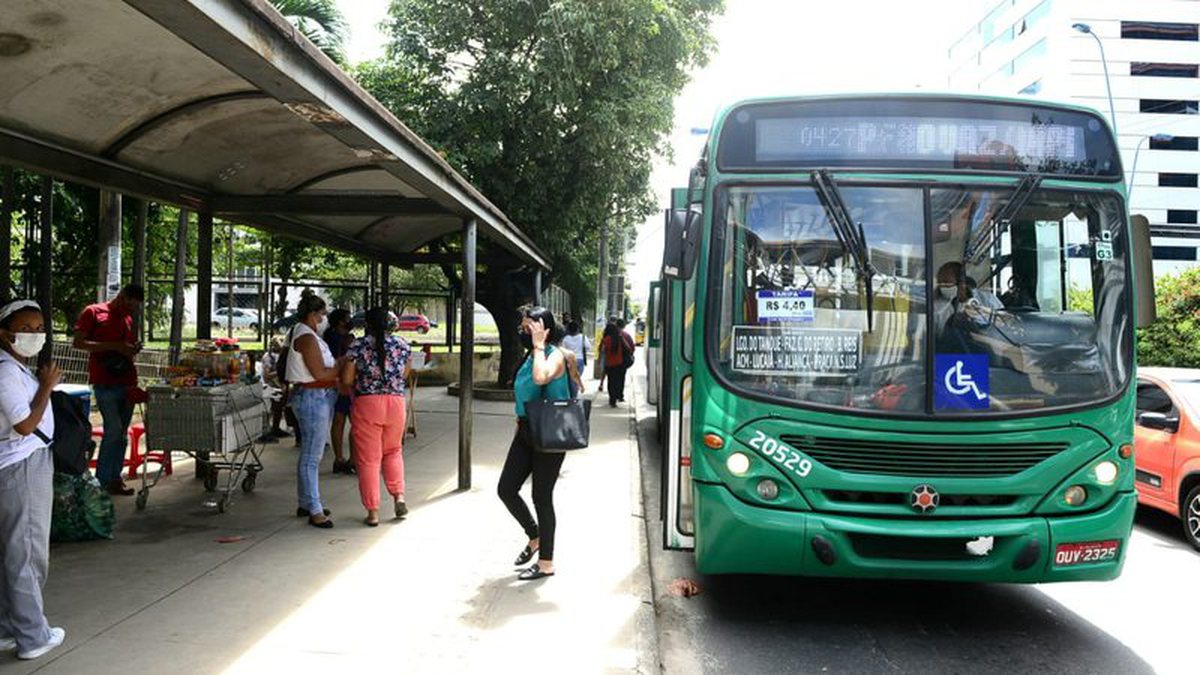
[964,175,1043,266]
[811,169,877,332]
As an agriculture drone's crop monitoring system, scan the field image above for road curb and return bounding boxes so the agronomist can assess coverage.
[627,375,663,675]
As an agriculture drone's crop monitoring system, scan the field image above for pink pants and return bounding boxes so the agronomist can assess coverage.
[350,394,407,510]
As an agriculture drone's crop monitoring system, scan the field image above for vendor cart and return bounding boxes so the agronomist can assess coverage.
[139,382,266,513]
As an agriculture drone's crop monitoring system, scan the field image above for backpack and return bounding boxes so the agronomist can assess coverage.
[620,333,635,368]
[275,327,294,385]
[34,391,96,476]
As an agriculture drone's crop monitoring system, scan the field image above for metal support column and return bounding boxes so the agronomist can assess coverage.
[380,263,390,310]
[169,209,188,364]
[533,269,542,306]
[1,167,12,301]
[97,191,122,302]
[226,223,235,336]
[37,177,52,363]
[132,199,148,341]
[458,219,477,491]
[446,288,455,349]
[196,211,213,340]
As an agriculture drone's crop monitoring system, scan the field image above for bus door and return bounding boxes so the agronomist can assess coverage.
[646,280,662,410]
[662,189,697,550]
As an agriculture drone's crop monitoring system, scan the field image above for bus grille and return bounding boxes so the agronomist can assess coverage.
[779,435,1067,478]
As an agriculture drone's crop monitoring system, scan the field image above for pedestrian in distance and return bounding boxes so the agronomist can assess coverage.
[499,306,573,581]
[259,336,291,442]
[288,295,345,528]
[560,320,592,380]
[323,308,357,475]
[340,308,412,527]
[600,319,635,407]
[73,283,143,496]
[0,300,66,660]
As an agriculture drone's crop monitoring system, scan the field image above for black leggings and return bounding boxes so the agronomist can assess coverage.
[605,366,628,404]
[497,420,566,561]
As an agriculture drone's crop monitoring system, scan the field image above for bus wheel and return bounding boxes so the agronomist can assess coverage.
[1182,484,1200,552]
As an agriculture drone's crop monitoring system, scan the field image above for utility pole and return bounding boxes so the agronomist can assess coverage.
[97,191,122,302]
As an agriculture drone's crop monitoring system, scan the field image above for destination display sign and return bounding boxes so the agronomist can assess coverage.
[755,116,1087,165]
[731,326,861,377]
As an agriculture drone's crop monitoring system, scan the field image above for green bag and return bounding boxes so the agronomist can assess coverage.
[50,473,116,543]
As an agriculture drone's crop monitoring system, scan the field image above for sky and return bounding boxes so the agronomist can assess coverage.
[334,0,988,305]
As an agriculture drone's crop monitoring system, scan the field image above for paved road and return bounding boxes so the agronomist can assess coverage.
[632,373,1196,675]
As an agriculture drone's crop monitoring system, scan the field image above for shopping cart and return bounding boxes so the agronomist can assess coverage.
[139,383,266,513]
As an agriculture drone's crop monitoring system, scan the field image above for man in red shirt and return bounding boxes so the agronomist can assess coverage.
[73,285,143,495]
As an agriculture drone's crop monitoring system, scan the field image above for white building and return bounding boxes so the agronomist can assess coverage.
[948,0,1200,277]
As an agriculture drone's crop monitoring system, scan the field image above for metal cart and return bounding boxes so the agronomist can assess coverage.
[140,382,267,513]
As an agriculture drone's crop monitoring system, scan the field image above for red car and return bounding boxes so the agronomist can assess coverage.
[395,314,431,334]
[1134,367,1200,550]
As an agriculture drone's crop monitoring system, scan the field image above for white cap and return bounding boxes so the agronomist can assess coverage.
[0,299,41,325]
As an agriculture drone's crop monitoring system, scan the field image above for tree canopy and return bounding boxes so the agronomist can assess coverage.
[271,0,350,65]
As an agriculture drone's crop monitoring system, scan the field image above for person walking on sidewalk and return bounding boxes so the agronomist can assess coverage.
[560,320,591,379]
[73,284,143,496]
[341,308,412,527]
[323,309,357,475]
[600,320,634,407]
[0,300,66,660]
[288,295,343,529]
[499,306,573,581]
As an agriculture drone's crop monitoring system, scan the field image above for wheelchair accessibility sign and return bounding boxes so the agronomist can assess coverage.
[935,354,990,410]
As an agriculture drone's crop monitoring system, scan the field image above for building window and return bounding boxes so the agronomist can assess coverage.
[1131,62,1199,78]
[1013,38,1047,74]
[1121,22,1199,41]
[1150,136,1199,151]
[1140,99,1199,115]
[1018,0,1051,36]
[1168,210,1199,224]
[1018,79,1042,95]
[1159,173,1199,188]
[1152,246,1197,261]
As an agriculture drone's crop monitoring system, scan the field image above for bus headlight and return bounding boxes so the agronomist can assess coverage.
[1064,485,1088,506]
[726,452,751,476]
[1093,461,1119,485]
[756,479,780,500]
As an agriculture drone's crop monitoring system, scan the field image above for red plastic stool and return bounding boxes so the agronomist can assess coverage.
[88,425,144,478]
[133,423,173,477]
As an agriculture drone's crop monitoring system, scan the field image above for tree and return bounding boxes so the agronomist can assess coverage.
[1137,267,1200,368]
[270,0,350,65]
[359,0,723,385]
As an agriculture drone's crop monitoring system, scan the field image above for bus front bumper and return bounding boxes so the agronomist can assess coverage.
[693,483,1136,583]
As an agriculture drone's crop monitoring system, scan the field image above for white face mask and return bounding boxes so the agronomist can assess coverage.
[11,332,46,358]
[937,286,958,301]
[316,317,329,335]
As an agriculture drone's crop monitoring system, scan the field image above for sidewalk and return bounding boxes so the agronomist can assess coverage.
[6,382,655,674]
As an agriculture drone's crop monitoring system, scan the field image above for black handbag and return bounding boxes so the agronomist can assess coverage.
[526,398,592,452]
[34,391,97,475]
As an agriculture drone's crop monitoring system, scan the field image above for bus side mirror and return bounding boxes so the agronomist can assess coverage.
[1131,214,1156,328]
[662,208,701,281]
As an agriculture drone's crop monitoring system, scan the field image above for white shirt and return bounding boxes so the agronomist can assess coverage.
[561,333,591,359]
[0,350,53,470]
[286,323,334,384]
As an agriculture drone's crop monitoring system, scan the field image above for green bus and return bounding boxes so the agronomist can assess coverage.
[653,94,1156,582]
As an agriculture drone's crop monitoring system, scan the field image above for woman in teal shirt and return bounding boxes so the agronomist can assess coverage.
[499,306,573,581]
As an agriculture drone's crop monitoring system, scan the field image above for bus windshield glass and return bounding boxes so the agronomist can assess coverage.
[713,183,1132,416]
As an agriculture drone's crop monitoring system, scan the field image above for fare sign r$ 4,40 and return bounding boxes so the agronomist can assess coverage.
[731,326,862,377]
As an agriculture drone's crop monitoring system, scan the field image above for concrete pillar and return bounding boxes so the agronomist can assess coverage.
[97,191,122,302]
[458,219,477,491]
[169,209,188,364]
[132,199,148,341]
[380,262,390,310]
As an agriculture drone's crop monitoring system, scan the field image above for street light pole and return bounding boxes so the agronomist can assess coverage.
[1072,23,1118,136]
[1129,134,1175,203]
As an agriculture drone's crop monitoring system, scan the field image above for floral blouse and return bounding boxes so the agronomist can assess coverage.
[347,334,411,396]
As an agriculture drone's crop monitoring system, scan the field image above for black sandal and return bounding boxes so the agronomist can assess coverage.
[517,564,555,581]
[297,508,331,517]
[514,545,539,566]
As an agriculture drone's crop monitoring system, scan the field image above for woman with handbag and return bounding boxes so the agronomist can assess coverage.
[0,300,66,659]
[498,306,574,581]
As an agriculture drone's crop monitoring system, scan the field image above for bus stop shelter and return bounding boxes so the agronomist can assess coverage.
[0,0,551,489]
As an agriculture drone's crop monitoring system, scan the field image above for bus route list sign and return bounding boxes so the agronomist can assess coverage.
[731,326,862,376]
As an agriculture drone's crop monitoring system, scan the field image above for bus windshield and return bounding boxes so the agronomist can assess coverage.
[713,182,1132,416]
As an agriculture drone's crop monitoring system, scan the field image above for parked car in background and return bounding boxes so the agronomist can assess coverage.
[1134,367,1200,550]
[213,307,260,330]
[350,311,431,334]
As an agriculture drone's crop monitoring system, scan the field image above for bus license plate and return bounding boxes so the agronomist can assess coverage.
[1053,540,1120,566]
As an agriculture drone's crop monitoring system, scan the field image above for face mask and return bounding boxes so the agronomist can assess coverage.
[11,332,45,358]
[519,332,534,350]
[316,317,329,334]
[937,286,957,301]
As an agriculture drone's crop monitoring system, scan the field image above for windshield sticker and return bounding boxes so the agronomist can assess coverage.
[756,290,815,323]
[1094,230,1114,261]
[731,326,861,376]
[935,354,990,410]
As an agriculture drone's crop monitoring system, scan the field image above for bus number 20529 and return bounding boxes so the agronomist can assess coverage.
[748,431,813,479]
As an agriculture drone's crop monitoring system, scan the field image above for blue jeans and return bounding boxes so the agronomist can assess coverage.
[94,384,134,485]
[292,387,336,516]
